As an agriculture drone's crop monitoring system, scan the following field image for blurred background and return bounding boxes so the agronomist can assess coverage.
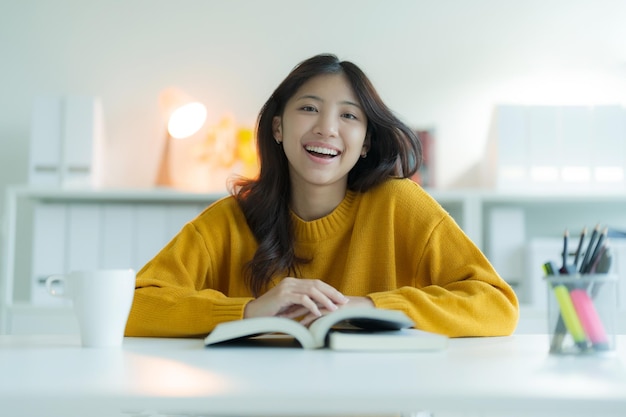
[2,0,626,335]
[1,0,625,199]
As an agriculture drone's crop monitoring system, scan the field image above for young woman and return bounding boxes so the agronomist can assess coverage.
[125,54,519,338]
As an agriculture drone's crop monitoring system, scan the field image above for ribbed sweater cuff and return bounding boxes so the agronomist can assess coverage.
[210,297,254,322]
[368,292,409,313]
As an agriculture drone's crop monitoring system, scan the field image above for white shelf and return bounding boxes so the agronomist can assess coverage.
[5,185,227,202]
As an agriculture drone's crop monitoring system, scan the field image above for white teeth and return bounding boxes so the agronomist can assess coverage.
[305,145,339,156]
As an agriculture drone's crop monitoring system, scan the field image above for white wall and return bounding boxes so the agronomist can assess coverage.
[1,0,625,199]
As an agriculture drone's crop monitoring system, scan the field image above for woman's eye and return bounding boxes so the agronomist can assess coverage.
[300,105,317,112]
[342,113,358,120]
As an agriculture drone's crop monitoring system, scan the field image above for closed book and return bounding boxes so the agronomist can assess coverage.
[328,328,448,352]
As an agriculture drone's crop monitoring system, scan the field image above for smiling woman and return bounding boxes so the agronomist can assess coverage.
[125,54,519,339]
[273,72,370,220]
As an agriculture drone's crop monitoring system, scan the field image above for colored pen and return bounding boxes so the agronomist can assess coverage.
[544,260,570,352]
[543,260,560,351]
[552,284,589,351]
[547,271,579,353]
[543,262,556,276]
[569,288,609,351]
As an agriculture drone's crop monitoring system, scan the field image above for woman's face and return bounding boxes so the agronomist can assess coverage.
[272,73,369,194]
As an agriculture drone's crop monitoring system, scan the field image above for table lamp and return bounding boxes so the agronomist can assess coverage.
[156,88,207,187]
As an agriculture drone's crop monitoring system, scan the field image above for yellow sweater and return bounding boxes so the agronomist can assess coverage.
[126,178,519,338]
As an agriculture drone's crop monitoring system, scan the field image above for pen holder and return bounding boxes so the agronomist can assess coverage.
[545,274,618,355]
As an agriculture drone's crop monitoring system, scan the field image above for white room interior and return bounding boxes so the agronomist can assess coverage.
[1,0,626,335]
[2,0,625,192]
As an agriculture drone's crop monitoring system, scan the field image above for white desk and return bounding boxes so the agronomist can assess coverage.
[1,334,625,417]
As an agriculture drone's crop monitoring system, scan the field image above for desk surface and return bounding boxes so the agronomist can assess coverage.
[1,334,625,417]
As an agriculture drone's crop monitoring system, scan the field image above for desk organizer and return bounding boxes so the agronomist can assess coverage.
[546,274,618,355]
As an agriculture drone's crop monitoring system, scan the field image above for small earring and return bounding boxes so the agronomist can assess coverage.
[275,139,282,145]
[361,151,367,158]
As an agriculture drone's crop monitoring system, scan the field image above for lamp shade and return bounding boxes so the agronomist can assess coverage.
[159,87,207,136]
[156,88,208,187]
[167,102,207,139]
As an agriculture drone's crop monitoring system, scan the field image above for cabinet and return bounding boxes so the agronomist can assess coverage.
[2,186,626,334]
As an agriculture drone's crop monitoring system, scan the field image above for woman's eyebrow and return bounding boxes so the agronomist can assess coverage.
[296,94,362,109]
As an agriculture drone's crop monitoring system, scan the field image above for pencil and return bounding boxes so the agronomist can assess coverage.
[588,242,608,274]
[584,227,608,274]
[559,229,569,274]
[573,226,587,270]
[579,224,600,273]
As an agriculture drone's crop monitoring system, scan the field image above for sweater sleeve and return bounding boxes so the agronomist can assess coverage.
[125,220,253,338]
[367,188,519,337]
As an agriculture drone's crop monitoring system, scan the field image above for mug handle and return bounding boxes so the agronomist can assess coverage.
[45,274,67,297]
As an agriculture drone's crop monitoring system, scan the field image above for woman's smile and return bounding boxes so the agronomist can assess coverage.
[304,143,342,161]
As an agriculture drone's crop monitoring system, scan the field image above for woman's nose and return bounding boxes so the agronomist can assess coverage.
[313,114,338,137]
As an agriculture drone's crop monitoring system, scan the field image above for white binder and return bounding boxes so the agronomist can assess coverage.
[28,97,63,186]
[28,95,103,188]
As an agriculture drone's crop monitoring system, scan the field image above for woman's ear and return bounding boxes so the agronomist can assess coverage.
[272,116,283,144]
[361,133,371,157]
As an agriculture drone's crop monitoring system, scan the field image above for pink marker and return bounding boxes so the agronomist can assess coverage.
[570,289,609,350]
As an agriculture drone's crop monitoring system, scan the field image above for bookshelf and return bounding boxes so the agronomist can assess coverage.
[2,186,626,334]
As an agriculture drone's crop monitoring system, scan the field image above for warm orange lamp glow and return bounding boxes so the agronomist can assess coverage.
[156,88,207,187]
[168,102,207,139]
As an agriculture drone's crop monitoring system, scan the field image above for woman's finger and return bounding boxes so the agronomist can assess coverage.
[308,280,349,306]
[306,286,341,313]
[287,279,348,309]
[277,305,309,319]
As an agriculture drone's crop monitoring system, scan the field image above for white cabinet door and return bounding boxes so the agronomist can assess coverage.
[67,204,101,271]
[101,204,134,270]
[31,202,69,306]
[133,205,169,272]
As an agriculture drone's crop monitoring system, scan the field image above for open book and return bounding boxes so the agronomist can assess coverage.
[204,307,448,351]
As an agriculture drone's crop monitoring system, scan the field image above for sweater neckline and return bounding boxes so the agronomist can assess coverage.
[290,190,358,241]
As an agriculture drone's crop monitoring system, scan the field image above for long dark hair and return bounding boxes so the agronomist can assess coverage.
[234,53,422,296]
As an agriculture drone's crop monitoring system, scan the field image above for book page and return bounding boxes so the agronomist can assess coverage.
[204,316,317,349]
[308,307,414,348]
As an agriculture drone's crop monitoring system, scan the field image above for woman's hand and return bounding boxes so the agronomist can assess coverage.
[244,277,349,324]
[291,295,376,326]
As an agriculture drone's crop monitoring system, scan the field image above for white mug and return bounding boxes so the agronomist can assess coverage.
[46,269,136,348]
